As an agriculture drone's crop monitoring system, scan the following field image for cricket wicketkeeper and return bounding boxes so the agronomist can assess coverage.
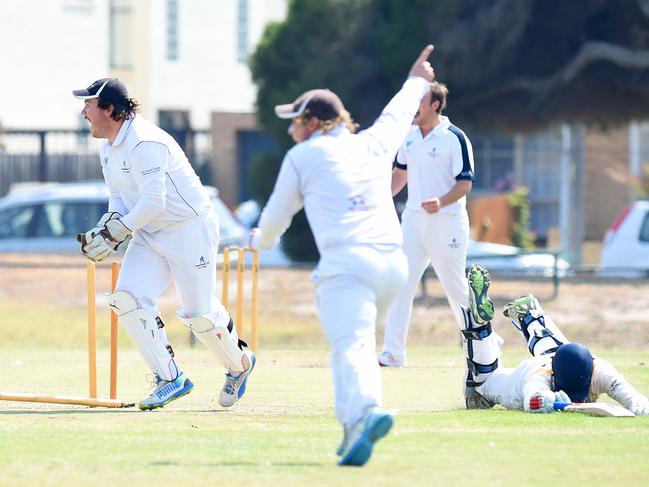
[73,78,255,411]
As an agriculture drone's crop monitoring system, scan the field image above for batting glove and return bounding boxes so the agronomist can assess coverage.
[629,395,649,416]
[526,390,570,413]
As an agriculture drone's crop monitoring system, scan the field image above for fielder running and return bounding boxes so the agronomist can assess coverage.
[379,81,475,368]
[73,78,255,410]
[248,46,436,466]
[462,264,649,415]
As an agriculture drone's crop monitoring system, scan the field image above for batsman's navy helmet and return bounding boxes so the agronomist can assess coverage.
[552,343,594,402]
[73,78,130,106]
[274,89,345,121]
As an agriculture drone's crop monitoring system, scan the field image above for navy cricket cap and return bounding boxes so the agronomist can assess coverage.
[72,78,129,106]
[274,89,345,121]
[552,343,594,402]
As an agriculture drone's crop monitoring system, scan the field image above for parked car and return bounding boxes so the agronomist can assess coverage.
[0,181,247,255]
[599,200,649,276]
[467,239,569,276]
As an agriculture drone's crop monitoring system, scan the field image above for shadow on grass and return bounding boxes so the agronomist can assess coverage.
[0,407,230,415]
[148,461,325,467]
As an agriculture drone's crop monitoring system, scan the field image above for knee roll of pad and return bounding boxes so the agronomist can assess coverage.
[460,306,501,383]
[177,312,250,373]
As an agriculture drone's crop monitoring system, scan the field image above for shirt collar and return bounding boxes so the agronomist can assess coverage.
[307,123,346,141]
[432,115,451,135]
[111,115,135,147]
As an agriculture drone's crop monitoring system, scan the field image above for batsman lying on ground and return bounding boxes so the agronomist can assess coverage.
[461,264,649,415]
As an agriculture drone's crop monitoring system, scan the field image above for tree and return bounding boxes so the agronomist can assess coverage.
[249,0,649,259]
[250,0,374,261]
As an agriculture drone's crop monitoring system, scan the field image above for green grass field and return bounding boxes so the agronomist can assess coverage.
[1,345,648,487]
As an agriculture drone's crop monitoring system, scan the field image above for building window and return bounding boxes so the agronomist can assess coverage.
[471,135,515,192]
[63,0,94,11]
[237,0,249,62]
[110,0,132,69]
[167,0,179,61]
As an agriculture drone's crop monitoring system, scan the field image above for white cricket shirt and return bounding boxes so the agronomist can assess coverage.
[254,76,431,254]
[397,116,474,214]
[478,354,648,412]
[99,115,211,233]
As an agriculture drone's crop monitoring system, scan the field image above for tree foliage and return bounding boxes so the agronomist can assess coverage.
[249,0,649,260]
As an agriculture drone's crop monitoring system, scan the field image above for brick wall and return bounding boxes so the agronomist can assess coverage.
[583,126,631,240]
[210,112,257,206]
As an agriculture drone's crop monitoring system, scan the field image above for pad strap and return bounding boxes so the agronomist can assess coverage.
[461,322,493,341]
[466,357,499,376]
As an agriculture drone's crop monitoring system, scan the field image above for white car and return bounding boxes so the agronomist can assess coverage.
[467,239,569,276]
[599,200,649,276]
[0,181,247,255]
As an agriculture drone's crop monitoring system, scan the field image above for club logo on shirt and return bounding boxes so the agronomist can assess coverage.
[141,166,161,176]
[195,255,209,269]
[405,140,414,152]
[348,195,368,212]
[428,146,438,158]
[121,161,130,174]
[448,238,459,249]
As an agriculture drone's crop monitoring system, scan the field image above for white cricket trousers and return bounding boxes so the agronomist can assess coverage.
[116,211,230,327]
[382,208,469,359]
[314,245,407,427]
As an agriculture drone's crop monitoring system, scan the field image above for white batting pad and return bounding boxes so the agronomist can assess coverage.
[177,313,251,373]
[107,291,179,381]
[461,306,502,383]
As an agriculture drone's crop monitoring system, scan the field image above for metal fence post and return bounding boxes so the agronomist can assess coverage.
[38,130,47,181]
[552,252,560,299]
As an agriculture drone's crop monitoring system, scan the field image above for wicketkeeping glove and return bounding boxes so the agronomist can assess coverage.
[76,230,115,262]
[76,212,129,262]
[100,214,132,246]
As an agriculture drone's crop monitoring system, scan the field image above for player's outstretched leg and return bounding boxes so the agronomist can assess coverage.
[219,349,256,407]
[139,372,194,411]
[463,265,500,409]
[338,407,394,467]
[468,264,495,324]
[503,294,566,356]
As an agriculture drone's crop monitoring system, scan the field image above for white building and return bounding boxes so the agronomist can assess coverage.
[0,0,287,130]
